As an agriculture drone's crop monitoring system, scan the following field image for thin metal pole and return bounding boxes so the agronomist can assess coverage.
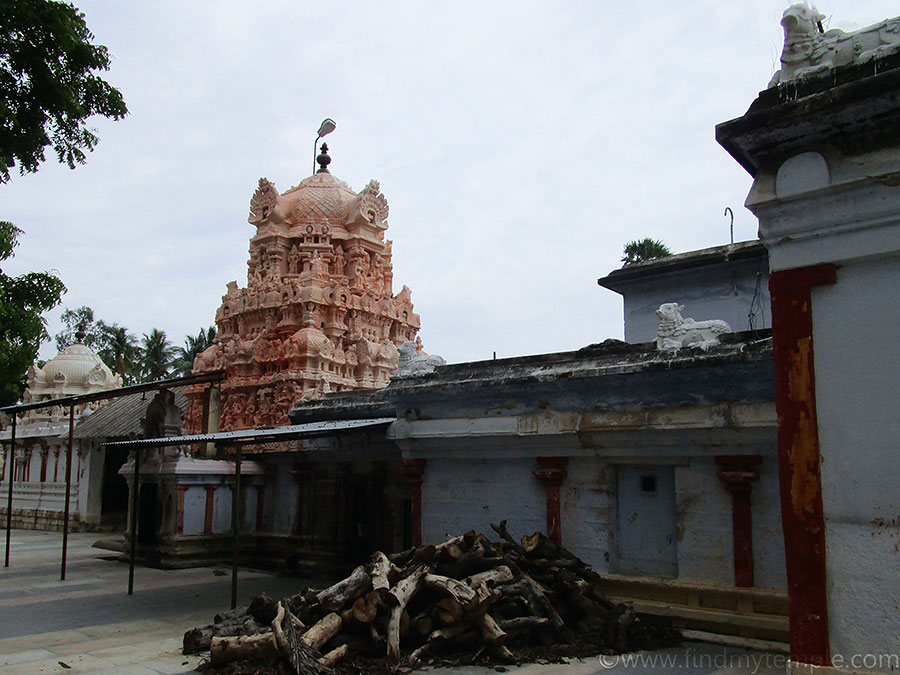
[128,447,141,595]
[4,414,16,567]
[231,444,242,610]
[61,405,74,580]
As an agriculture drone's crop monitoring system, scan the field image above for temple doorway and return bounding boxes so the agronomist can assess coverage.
[100,446,130,530]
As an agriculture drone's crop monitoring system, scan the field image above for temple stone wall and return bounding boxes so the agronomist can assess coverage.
[560,458,614,574]
[751,455,787,589]
[419,452,785,587]
[674,459,734,585]
[813,257,900,660]
[420,457,545,546]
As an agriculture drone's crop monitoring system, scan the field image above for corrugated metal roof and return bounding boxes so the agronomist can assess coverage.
[72,387,187,440]
[102,417,395,449]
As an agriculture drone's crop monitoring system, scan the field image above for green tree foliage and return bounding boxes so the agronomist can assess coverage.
[175,325,216,377]
[0,0,128,182]
[140,328,177,382]
[0,221,66,406]
[621,238,673,266]
[55,304,106,351]
[97,323,139,384]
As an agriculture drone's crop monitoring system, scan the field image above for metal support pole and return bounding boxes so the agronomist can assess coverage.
[231,444,242,610]
[128,446,141,595]
[61,404,74,580]
[4,414,16,567]
[230,444,242,609]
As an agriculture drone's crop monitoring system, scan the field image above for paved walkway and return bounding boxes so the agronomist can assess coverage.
[0,529,787,674]
[0,529,326,674]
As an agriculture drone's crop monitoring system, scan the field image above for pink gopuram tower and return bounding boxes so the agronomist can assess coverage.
[185,146,420,432]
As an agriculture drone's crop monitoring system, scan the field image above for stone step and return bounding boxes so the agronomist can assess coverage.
[598,573,789,643]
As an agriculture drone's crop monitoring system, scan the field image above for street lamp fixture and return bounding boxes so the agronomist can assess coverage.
[314,118,336,174]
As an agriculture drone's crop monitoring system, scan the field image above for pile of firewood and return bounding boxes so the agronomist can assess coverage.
[184,521,678,673]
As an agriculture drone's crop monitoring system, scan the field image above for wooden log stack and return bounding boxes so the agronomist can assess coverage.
[184,521,678,673]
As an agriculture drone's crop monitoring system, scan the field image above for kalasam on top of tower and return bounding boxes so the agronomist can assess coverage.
[184,146,421,433]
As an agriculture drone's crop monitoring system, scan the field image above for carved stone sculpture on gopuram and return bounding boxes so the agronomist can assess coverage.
[184,145,421,432]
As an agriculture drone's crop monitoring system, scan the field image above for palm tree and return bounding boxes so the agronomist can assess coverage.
[140,328,178,382]
[98,324,140,384]
[175,326,217,376]
[621,238,673,266]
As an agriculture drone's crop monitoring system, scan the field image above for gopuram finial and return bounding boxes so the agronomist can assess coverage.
[316,143,332,174]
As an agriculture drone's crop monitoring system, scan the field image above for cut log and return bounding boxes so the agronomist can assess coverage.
[423,573,477,606]
[388,544,437,567]
[521,574,568,637]
[498,574,566,636]
[411,611,433,637]
[490,520,523,553]
[316,565,372,613]
[319,644,348,668]
[386,564,428,666]
[301,612,343,652]
[428,621,470,642]
[399,609,410,638]
[213,605,247,624]
[407,641,432,668]
[475,612,507,646]
[183,616,262,654]
[499,616,550,633]
[465,583,500,616]
[432,597,463,625]
[248,592,280,624]
[353,590,381,623]
[368,551,394,596]
[210,632,277,669]
[271,602,335,675]
[435,545,497,579]
[466,565,514,589]
[434,530,475,556]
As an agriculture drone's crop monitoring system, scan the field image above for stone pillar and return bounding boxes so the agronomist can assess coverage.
[715,48,900,667]
[533,457,568,546]
[204,485,217,535]
[39,445,49,483]
[176,485,189,535]
[400,459,426,547]
[715,455,761,587]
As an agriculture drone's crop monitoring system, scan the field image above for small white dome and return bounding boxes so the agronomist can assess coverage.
[40,343,115,386]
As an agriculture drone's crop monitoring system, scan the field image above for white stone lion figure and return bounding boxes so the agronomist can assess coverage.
[656,303,731,351]
[769,3,900,86]
[396,340,445,377]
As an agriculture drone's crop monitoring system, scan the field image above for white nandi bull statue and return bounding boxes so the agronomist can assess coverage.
[656,303,731,351]
[769,3,900,86]
[395,340,446,377]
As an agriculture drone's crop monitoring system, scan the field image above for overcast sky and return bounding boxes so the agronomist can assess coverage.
[4,1,898,365]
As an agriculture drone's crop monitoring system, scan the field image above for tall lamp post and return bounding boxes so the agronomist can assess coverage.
[313,118,336,175]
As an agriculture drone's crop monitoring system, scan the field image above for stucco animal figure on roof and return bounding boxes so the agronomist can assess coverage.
[769,3,900,86]
[656,303,731,351]
[396,341,445,377]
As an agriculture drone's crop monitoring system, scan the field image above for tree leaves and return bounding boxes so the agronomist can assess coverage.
[0,0,128,182]
[621,238,673,266]
[0,221,66,406]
